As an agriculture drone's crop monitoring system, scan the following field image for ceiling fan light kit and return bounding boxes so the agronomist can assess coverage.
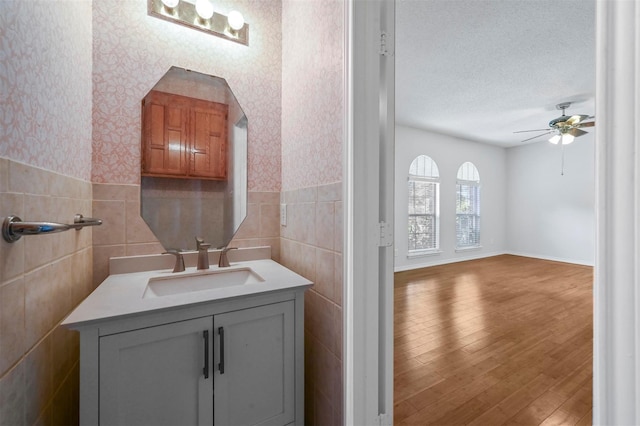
[514,101,595,144]
[513,101,595,175]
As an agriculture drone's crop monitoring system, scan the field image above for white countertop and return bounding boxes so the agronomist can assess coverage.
[62,259,313,328]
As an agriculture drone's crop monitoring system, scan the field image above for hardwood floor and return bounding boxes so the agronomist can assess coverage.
[394,255,593,425]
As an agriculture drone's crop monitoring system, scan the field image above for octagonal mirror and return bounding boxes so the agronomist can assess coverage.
[140,66,247,251]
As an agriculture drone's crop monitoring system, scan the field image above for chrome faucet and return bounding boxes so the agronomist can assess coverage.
[163,249,185,273]
[218,246,237,268]
[195,237,211,270]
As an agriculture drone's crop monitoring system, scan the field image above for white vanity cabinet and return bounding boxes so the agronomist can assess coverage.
[98,301,295,426]
[63,259,311,426]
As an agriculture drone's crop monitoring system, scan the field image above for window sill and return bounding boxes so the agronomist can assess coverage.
[455,245,482,253]
[407,250,442,259]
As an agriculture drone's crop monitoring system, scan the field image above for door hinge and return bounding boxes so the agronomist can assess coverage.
[377,413,392,426]
[378,221,393,247]
[379,31,390,56]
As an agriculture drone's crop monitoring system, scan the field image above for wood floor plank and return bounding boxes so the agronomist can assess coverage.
[394,255,593,426]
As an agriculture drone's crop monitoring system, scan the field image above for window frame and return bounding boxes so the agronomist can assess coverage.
[407,156,440,256]
[455,162,481,250]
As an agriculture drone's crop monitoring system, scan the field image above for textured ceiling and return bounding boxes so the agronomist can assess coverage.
[396,0,596,147]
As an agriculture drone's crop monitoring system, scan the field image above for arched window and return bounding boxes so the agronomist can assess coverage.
[408,155,440,253]
[456,162,481,249]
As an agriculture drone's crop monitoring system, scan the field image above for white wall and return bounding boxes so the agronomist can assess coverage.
[394,126,507,271]
[506,135,595,265]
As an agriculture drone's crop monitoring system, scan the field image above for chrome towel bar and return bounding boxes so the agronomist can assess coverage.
[2,214,103,243]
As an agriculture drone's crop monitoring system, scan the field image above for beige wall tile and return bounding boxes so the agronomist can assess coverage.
[70,363,80,426]
[93,245,126,287]
[314,249,335,301]
[24,266,53,350]
[333,305,343,361]
[49,172,75,199]
[49,196,76,257]
[0,278,26,376]
[248,191,280,204]
[278,182,344,426]
[334,201,343,254]
[334,253,343,307]
[234,202,260,239]
[317,182,341,202]
[23,195,54,271]
[125,201,158,244]
[8,161,49,196]
[1,159,91,426]
[125,242,165,257]
[71,248,93,306]
[260,203,280,237]
[93,183,138,201]
[51,325,77,392]
[290,202,316,245]
[315,202,335,251]
[0,362,25,426]
[314,383,335,426]
[24,335,52,426]
[92,200,126,245]
[296,187,317,203]
[0,223,25,285]
[50,257,73,323]
[0,158,8,193]
[51,379,72,426]
[299,243,317,283]
[333,360,344,425]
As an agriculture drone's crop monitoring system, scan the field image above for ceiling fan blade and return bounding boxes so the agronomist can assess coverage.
[567,114,590,126]
[520,131,553,143]
[513,129,551,133]
[578,121,595,128]
[568,128,588,137]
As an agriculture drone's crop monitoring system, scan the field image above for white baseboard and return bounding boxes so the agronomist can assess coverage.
[393,250,594,272]
[393,250,507,272]
[505,251,594,267]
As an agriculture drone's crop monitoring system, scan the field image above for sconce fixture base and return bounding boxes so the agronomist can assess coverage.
[148,0,249,46]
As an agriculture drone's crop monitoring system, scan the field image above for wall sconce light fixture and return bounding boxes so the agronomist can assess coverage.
[148,0,249,46]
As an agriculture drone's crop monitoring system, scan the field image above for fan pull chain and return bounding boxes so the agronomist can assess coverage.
[560,144,565,176]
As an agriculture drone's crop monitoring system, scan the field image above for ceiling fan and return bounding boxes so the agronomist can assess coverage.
[514,102,595,144]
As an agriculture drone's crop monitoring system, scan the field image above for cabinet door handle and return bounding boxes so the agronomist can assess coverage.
[218,326,225,375]
[203,330,209,379]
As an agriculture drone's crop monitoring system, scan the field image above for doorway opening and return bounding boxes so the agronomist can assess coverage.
[392,1,596,424]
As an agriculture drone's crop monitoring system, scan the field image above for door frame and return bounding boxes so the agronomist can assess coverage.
[344,0,640,424]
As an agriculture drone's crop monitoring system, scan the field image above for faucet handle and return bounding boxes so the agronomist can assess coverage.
[163,249,185,273]
[218,246,237,267]
[195,237,205,250]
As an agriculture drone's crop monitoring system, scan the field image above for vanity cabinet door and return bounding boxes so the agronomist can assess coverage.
[214,301,295,426]
[99,317,214,426]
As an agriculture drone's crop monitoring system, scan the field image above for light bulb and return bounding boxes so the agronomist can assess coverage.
[161,0,179,9]
[561,133,575,145]
[195,0,214,20]
[549,134,561,145]
[227,10,245,31]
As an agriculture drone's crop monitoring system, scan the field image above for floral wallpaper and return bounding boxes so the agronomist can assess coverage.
[92,0,282,191]
[281,0,344,190]
[0,0,93,181]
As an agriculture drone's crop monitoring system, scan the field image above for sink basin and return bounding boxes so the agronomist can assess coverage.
[143,268,265,298]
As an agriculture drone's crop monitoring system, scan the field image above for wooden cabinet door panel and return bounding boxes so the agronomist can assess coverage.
[191,106,227,179]
[142,100,188,176]
[214,301,295,426]
[99,317,214,425]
